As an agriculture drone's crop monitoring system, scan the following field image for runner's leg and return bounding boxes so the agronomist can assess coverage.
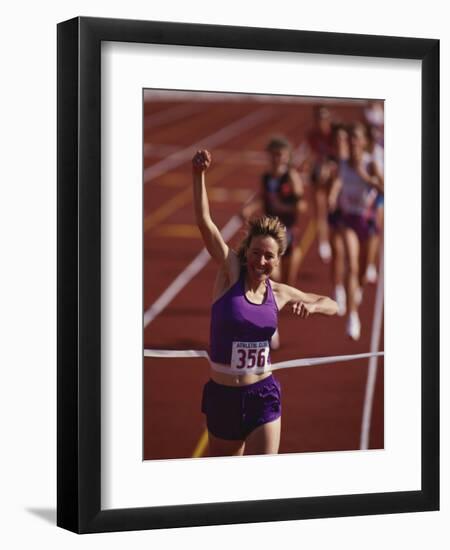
[207,432,245,457]
[244,418,281,455]
[343,227,360,313]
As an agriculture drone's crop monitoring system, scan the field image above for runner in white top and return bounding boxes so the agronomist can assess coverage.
[328,123,384,340]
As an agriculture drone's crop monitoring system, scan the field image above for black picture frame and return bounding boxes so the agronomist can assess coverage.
[57,16,439,533]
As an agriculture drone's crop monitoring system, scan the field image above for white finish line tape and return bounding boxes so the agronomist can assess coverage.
[145,349,211,360]
[144,349,384,372]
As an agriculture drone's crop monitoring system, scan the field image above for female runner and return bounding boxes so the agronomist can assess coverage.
[364,123,385,284]
[305,105,335,263]
[328,123,384,340]
[328,123,350,316]
[192,149,338,457]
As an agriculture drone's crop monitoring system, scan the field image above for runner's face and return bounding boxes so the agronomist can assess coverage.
[246,236,280,281]
[269,147,290,170]
[316,109,331,133]
[336,128,348,146]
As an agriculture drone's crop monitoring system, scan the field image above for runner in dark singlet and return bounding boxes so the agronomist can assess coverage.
[243,137,306,285]
[241,137,306,348]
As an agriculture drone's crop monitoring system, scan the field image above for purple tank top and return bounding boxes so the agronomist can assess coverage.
[210,270,278,366]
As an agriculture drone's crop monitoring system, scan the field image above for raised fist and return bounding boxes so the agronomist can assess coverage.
[192,149,212,173]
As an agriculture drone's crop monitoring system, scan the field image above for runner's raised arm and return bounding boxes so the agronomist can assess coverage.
[192,149,232,267]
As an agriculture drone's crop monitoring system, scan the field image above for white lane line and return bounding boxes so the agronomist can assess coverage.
[144,108,273,184]
[144,216,243,328]
[144,143,182,158]
[144,103,203,129]
[360,244,385,450]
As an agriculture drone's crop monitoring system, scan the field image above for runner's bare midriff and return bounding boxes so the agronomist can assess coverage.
[209,362,273,386]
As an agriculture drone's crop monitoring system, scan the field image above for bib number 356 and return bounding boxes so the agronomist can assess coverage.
[231,341,270,370]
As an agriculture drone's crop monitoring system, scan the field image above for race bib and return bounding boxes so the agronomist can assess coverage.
[230,341,271,372]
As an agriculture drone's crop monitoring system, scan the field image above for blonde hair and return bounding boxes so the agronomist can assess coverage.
[237,216,287,265]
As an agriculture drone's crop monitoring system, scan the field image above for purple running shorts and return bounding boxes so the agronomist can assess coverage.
[328,209,378,241]
[201,375,281,441]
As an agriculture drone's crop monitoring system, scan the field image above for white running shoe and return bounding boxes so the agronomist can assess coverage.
[334,284,347,316]
[271,329,280,350]
[365,264,378,284]
[346,311,361,341]
[354,286,364,306]
[318,241,332,263]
